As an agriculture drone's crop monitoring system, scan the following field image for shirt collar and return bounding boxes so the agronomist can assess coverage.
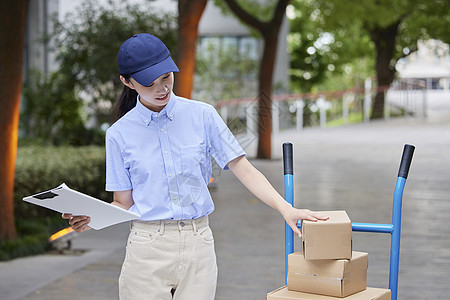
[135,92,176,126]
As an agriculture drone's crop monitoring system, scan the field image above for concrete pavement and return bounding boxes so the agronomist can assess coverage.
[0,222,130,300]
[1,102,450,300]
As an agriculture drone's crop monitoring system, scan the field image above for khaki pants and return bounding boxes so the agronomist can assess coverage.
[119,216,217,300]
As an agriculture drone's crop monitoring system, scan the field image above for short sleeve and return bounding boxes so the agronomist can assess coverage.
[105,130,132,191]
[206,106,246,170]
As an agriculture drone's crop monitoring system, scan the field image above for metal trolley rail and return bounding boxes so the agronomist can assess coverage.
[282,143,415,300]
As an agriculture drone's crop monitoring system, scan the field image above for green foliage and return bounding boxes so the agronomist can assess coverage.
[51,0,178,125]
[289,0,449,93]
[14,145,109,219]
[0,215,68,261]
[308,0,450,68]
[21,69,105,146]
[326,111,364,128]
[0,231,50,261]
[312,57,374,93]
[214,0,278,27]
[1,145,108,260]
[288,0,374,92]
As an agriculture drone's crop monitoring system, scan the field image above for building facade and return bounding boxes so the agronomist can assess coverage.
[24,0,59,79]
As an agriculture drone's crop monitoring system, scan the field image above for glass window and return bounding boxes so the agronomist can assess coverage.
[239,37,259,60]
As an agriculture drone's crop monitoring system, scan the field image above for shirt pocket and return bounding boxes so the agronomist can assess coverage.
[180,144,206,179]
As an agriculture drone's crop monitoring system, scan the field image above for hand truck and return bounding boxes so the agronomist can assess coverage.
[282,143,415,300]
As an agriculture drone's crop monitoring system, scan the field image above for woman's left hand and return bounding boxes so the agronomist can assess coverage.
[281,207,329,238]
[62,213,92,232]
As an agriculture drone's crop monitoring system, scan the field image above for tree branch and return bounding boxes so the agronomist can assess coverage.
[397,43,418,61]
[270,0,290,28]
[223,0,265,32]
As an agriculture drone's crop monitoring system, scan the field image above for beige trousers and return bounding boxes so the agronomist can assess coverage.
[119,216,217,300]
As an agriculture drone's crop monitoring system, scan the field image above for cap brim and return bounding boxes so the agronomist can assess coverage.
[131,55,179,86]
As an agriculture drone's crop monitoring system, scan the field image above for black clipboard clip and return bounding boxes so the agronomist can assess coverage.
[33,191,59,200]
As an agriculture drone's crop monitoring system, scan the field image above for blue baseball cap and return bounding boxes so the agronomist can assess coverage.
[118,33,179,86]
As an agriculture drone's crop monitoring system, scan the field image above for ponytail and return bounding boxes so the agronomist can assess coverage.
[113,74,138,120]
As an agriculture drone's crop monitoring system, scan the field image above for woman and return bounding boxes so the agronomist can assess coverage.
[63,33,328,300]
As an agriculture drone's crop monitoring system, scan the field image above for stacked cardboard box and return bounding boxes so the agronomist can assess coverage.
[267,286,391,300]
[267,211,391,300]
[301,211,352,260]
[288,251,368,297]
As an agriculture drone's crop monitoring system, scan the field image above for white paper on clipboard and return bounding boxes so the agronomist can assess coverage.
[22,183,140,230]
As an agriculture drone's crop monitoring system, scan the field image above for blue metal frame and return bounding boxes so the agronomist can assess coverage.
[349,176,405,299]
[283,144,413,300]
[284,173,294,283]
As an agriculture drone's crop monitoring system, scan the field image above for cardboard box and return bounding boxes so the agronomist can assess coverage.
[287,251,368,297]
[302,210,352,260]
[267,286,391,300]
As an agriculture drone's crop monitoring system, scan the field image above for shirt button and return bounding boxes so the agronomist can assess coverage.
[164,150,168,154]
[168,173,172,177]
[160,128,164,132]
[180,221,185,227]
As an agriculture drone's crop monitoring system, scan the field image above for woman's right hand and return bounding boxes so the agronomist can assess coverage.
[62,213,92,232]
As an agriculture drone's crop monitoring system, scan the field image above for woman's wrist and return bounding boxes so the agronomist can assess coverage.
[277,200,293,217]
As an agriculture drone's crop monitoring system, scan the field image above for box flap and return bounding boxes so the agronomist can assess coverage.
[289,251,346,278]
[287,275,343,297]
[289,251,368,279]
[302,210,350,226]
[343,252,368,277]
[267,286,289,300]
[347,288,391,300]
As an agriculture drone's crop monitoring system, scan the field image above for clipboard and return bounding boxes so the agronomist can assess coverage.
[22,183,140,230]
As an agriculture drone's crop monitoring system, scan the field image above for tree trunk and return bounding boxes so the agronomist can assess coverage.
[0,0,29,241]
[369,21,400,119]
[224,0,289,159]
[257,32,279,159]
[174,0,207,99]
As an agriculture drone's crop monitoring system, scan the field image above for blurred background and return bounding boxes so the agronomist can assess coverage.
[0,0,449,298]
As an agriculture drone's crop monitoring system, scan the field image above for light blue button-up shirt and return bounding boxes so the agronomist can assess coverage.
[105,93,245,221]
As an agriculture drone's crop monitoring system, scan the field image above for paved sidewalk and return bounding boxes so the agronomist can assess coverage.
[1,107,450,300]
